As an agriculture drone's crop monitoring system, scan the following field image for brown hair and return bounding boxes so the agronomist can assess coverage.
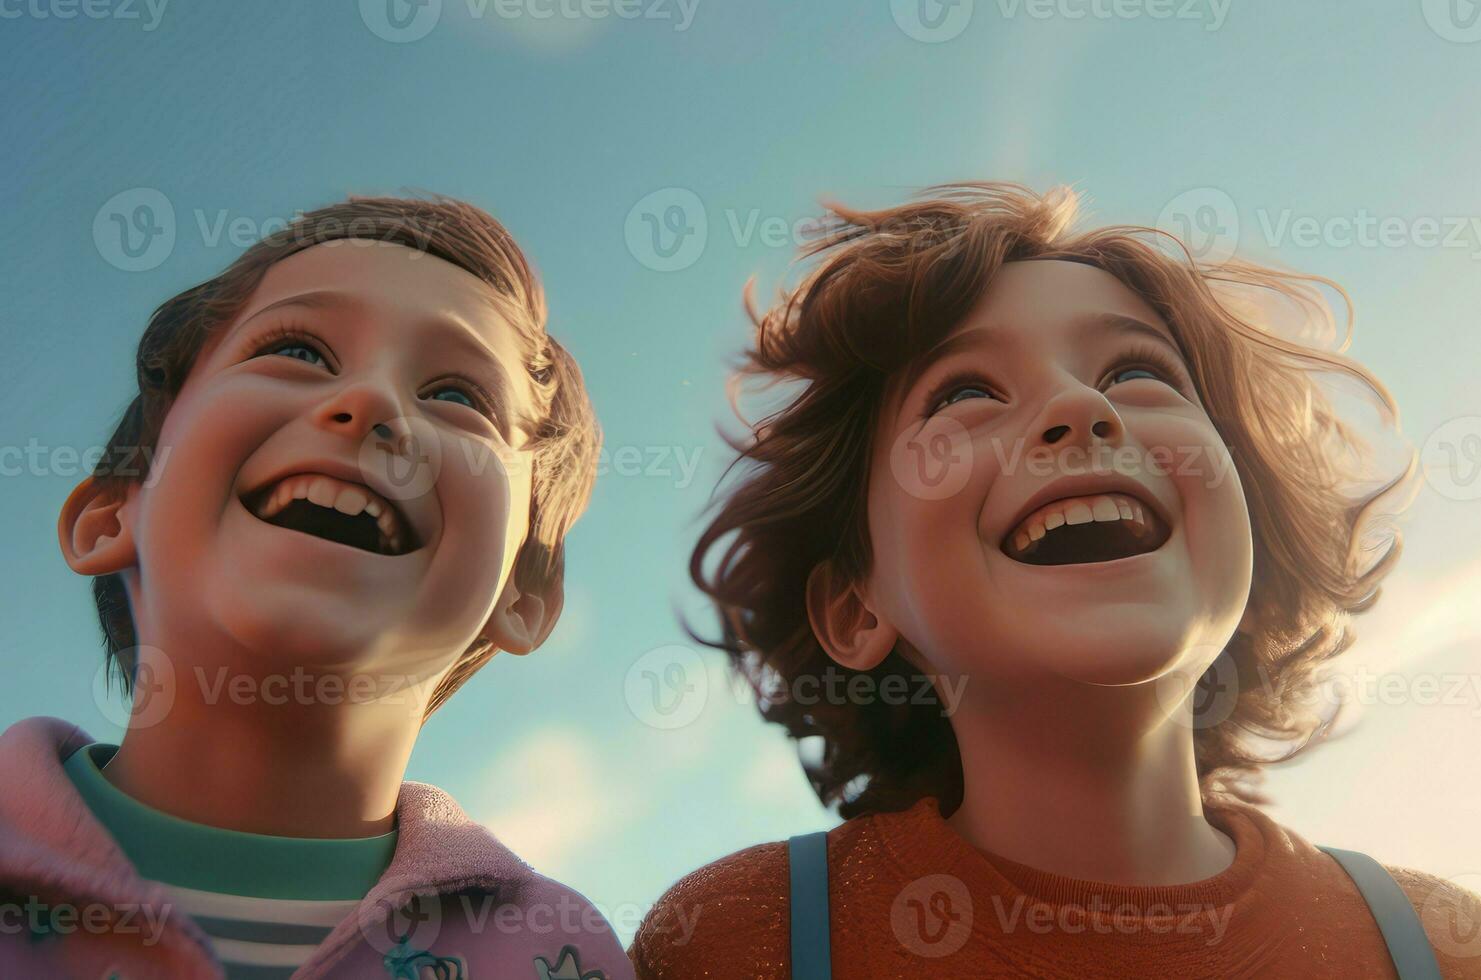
[690,182,1417,819]
[91,195,601,716]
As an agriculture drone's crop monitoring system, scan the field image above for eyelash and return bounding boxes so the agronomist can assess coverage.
[923,341,1191,416]
[245,323,500,420]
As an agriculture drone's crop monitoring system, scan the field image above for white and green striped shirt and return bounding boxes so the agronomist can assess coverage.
[65,743,397,980]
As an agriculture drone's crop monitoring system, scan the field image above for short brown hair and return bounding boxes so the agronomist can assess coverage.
[690,182,1417,819]
[91,195,601,715]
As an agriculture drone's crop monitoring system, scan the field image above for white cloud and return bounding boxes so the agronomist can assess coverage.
[1348,553,1481,671]
[473,725,644,870]
[740,734,808,801]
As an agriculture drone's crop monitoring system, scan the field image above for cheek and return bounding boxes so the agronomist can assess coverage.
[433,437,526,580]
[1155,417,1246,529]
[1155,419,1254,605]
[137,383,284,556]
[866,446,997,646]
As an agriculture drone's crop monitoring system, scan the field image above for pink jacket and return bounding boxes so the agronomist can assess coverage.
[0,716,634,979]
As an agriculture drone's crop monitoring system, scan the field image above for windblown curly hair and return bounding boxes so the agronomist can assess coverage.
[689,181,1417,819]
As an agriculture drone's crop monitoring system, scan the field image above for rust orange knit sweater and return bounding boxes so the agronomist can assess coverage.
[630,797,1481,979]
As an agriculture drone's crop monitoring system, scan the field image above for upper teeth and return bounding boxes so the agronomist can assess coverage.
[1008,492,1153,556]
[251,473,407,554]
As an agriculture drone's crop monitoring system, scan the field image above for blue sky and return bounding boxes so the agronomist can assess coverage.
[3,0,1480,945]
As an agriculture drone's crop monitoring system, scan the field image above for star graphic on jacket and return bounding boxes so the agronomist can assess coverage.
[534,943,606,980]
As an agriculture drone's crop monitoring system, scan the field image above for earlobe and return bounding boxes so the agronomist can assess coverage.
[805,559,899,671]
[58,476,138,576]
[484,573,563,656]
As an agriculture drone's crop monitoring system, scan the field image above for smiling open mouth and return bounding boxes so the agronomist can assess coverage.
[241,473,419,557]
[1001,492,1171,566]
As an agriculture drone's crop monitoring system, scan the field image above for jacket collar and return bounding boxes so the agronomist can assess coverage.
[0,716,538,978]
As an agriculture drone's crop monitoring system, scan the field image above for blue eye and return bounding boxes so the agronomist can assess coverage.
[942,385,992,407]
[918,368,1001,414]
[428,387,476,410]
[248,325,333,370]
[274,344,327,368]
[1103,341,1190,393]
[1110,366,1160,384]
[925,372,999,416]
[423,379,499,422]
[246,324,498,422]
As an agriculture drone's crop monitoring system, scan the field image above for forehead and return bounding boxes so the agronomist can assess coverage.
[218,240,530,387]
[963,259,1173,346]
[887,259,1187,411]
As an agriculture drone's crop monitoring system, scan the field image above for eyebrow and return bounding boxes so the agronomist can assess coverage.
[899,312,1187,400]
[232,290,524,443]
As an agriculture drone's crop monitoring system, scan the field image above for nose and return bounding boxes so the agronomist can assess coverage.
[314,381,415,456]
[1033,385,1124,452]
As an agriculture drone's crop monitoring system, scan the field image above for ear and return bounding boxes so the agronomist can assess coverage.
[58,476,138,576]
[805,559,898,671]
[483,570,563,656]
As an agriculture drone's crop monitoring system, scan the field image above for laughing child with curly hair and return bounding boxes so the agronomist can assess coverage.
[631,182,1480,979]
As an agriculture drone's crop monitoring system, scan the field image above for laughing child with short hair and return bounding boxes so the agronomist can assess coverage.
[0,196,633,979]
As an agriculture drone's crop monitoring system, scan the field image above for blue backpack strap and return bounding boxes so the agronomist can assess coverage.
[787,831,833,980]
[1318,845,1442,979]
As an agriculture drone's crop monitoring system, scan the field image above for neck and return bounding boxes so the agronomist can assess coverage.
[102,647,432,838]
[944,675,1236,886]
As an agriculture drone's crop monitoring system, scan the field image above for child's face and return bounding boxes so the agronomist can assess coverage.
[113,240,539,684]
[864,259,1253,688]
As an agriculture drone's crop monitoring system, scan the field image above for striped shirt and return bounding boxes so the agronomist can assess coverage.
[64,743,397,979]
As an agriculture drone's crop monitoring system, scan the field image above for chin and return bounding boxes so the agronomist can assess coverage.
[1009,615,1197,687]
[1054,646,1186,687]
[211,590,395,672]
